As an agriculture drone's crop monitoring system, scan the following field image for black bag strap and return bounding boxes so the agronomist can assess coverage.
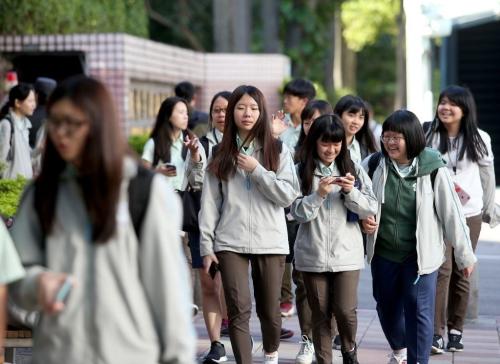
[128,164,154,239]
[3,114,15,161]
[199,135,210,160]
[368,152,383,179]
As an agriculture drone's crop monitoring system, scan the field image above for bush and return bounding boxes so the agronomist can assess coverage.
[0,176,28,217]
[128,134,149,155]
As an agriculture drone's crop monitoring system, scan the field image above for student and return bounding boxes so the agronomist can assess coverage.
[199,85,300,364]
[141,96,205,190]
[8,76,196,363]
[0,222,25,348]
[175,81,209,137]
[424,85,498,354]
[296,100,334,158]
[361,110,476,364]
[272,78,315,319]
[334,95,377,164]
[196,90,231,363]
[0,83,36,179]
[291,114,377,364]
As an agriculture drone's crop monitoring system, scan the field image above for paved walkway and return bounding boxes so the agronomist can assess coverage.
[194,309,500,363]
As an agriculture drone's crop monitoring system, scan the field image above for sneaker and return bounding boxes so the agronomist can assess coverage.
[332,334,341,350]
[342,347,359,364]
[431,334,444,354]
[447,330,464,352]
[203,341,228,363]
[220,319,230,337]
[387,350,407,364]
[280,327,294,340]
[295,335,315,364]
[264,351,279,364]
[280,302,296,317]
[192,304,199,317]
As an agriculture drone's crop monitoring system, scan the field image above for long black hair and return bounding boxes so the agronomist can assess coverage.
[36,76,125,243]
[208,85,281,180]
[334,95,377,154]
[298,114,356,195]
[0,83,34,118]
[149,96,194,166]
[426,85,487,162]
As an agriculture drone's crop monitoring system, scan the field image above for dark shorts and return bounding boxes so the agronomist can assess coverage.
[188,231,204,269]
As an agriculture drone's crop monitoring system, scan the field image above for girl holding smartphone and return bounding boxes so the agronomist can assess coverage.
[291,114,377,364]
[199,85,299,364]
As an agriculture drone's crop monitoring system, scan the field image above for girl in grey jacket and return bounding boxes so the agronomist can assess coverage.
[199,85,299,364]
[361,110,476,364]
[9,76,195,364]
[291,114,377,364]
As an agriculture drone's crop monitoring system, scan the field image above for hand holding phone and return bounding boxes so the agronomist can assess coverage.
[55,276,73,304]
[209,262,219,279]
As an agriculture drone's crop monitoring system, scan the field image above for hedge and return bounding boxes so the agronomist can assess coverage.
[0,176,27,217]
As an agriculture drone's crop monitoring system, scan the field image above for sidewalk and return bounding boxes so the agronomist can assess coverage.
[194,309,500,363]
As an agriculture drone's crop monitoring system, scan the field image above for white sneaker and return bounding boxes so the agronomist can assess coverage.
[295,335,315,364]
[387,350,407,364]
[264,351,279,364]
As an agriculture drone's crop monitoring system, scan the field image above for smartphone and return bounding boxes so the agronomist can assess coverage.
[164,163,176,171]
[209,262,219,279]
[54,276,73,303]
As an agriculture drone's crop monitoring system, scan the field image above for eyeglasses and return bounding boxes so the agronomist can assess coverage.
[46,116,88,136]
[212,108,227,114]
[381,136,405,143]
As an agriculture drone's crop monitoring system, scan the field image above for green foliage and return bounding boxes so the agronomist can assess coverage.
[341,0,399,52]
[128,134,149,155]
[0,0,148,37]
[356,33,396,120]
[0,177,27,217]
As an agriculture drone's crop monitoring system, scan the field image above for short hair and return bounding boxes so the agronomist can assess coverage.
[283,78,316,100]
[381,109,426,160]
[34,77,57,105]
[174,81,195,102]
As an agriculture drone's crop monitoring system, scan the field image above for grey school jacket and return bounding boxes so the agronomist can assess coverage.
[362,153,477,275]
[199,141,300,256]
[291,163,378,273]
[9,158,196,364]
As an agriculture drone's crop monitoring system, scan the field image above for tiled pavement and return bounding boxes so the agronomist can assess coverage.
[194,309,500,363]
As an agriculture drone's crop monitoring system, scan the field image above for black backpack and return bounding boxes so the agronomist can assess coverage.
[127,164,155,239]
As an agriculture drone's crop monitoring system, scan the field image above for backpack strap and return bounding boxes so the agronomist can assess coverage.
[199,135,210,160]
[2,114,15,161]
[368,152,383,179]
[128,164,154,240]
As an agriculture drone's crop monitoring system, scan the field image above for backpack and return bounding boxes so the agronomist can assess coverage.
[367,151,438,188]
[1,113,15,162]
[127,164,155,239]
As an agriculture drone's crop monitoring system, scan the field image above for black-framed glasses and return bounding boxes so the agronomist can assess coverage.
[46,116,88,136]
[381,135,405,143]
[212,108,227,114]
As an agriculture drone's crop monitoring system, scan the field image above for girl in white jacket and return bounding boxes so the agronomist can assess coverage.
[291,114,377,364]
[199,85,299,364]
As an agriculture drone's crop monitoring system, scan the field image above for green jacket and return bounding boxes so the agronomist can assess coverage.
[376,149,445,262]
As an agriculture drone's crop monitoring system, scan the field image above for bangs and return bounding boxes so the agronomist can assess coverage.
[346,103,365,115]
[439,86,468,111]
[319,127,344,143]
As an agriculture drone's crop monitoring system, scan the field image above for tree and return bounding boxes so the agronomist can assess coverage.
[0,0,148,37]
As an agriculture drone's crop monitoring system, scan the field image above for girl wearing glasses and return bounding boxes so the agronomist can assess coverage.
[193,90,231,363]
[8,76,195,363]
[361,110,476,364]
[334,95,377,164]
[291,114,377,364]
[199,85,299,364]
[0,83,36,179]
[424,85,498,354]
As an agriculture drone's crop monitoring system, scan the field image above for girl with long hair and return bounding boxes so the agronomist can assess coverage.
[424,85,498,354]
[199,85,299,364]
[292,114,377,364]
[0,83,36,179]
[361,109,476,364]
[333,95,377,164]
[9,76,195,363]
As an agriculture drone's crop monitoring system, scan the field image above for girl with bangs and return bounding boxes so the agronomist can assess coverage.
[424,85,498,354]
[199,85,300,364]
[334,95,377,164]
[291,114,377,364]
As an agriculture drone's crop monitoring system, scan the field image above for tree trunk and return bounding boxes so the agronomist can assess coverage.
[261,0,280,53]
[333,10,343,90]
[395,0,407,108]
[230,0,251,52]
[324,15,336,93]
[213,0,230,52]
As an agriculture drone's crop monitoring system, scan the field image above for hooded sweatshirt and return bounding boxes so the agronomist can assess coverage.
[376,148,445,262]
